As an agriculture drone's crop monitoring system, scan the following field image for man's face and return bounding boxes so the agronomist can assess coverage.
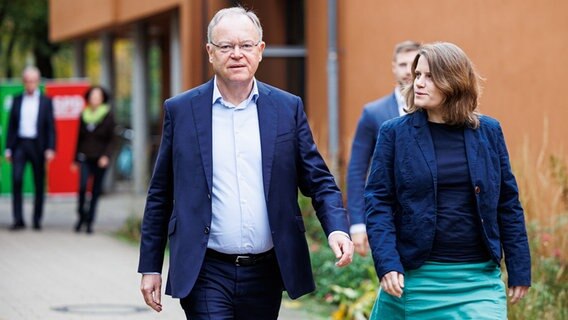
[206,14,265,87]
[23,70,40,95]
[392,50,418,87]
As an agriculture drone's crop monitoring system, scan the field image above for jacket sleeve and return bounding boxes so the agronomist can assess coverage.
[347,107,379,227]
[138,103,174,273]
[295,97,349,236]
[365,121,404,279]
[45,98,56,151]
[6,97,19,152]
[495,123,531,287]
[102,113,117,158]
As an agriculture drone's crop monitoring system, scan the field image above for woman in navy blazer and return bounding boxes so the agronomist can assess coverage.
[365,42,530,319]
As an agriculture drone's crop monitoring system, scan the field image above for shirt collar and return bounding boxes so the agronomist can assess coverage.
[212,76,259,109]
[394,86,405,106]
[24,90,40,98]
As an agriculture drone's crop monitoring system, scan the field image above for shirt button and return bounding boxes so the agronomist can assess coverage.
[474,186,481,194]
[204,226,210,234]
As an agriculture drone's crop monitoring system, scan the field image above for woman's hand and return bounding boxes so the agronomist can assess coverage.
[98,156,110,168]
[381,271,405,298]
[508,286,529,304]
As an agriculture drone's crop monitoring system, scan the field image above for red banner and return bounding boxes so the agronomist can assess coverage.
[45,81,90,195]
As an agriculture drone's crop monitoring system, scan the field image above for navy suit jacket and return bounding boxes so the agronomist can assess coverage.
[6,94,56,153]
[347,92,399,226]
[138,79,349,299]
[365,111,531,287]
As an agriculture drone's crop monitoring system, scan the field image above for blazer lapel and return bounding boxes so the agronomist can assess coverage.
[37,96,46,127]
[412,112,438,185]
[256,82,277,201]
[191,80,214,194]
[464,126,480,188]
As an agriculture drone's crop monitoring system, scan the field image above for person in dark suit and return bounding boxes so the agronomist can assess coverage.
[365,42,530,319]
[346,41,420,256]
[4,66,56,231]
[138,7,353,320]
[72,85,116,234]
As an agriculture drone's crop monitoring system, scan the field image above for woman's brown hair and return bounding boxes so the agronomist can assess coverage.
[404,42,482,128]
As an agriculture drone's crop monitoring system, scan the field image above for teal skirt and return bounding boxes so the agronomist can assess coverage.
[369,260,506,320]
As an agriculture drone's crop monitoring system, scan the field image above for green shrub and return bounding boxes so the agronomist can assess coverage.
[115,214,142,243]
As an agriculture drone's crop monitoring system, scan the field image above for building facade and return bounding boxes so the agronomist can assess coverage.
[50,0,568,190]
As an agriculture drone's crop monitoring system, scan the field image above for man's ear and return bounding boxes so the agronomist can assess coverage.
[206,44,214,63]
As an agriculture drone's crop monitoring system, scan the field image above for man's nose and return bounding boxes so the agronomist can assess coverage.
[231,46,243,57]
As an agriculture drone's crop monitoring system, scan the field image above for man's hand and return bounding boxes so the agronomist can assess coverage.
[140,274,163,312]
[508,286,529,304]
[351,231,369,257]
[45,149,55,162]
[328,233,354,267]
[381,271,404,298]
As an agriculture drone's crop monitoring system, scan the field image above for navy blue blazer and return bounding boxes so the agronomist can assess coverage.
[6,94,56,153]
[138,79,349,299]
[347,93,399,226]
[365,111,531,287]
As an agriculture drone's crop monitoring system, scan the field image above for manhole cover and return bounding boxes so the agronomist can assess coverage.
[52,304,149,315]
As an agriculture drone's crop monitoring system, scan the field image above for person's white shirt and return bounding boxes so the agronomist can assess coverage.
[19,90,40,138]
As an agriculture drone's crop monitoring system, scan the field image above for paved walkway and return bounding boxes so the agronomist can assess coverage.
[0,191,325,320]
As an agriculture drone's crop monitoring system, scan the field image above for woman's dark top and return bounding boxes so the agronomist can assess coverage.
[75,110,116,162]
[427,122,491,262]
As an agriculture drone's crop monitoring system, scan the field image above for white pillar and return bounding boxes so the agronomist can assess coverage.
[100,32,117,192]
[170,10,182,95]
[132,22,150,194]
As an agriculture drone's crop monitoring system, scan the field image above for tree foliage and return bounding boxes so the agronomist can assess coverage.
[0,0,59,78]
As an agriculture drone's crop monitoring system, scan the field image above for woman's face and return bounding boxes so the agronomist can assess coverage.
[88,88,104,107]
[413,56,444,111]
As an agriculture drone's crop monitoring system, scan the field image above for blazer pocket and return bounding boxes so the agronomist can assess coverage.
[295,216,306,233]
[275,130,296,143]
[168,217,177,236]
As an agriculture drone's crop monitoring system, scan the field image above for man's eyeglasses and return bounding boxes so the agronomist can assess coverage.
[209,41,260,54]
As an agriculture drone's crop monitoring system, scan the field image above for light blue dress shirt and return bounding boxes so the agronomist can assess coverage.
[208,77,274,254]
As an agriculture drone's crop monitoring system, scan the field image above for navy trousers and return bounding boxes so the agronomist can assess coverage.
[11,139,45,227]
[180,251,284,320]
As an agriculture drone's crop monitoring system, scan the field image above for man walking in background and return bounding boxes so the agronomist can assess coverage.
[5,66,56,231]
[347,41,420,256]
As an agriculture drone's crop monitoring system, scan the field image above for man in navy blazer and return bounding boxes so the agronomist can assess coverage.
[5,66,56,231]
[138,7,353,319]
[346,41,420,256]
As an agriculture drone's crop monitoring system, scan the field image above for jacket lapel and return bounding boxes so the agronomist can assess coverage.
[464,125,480,188]
[191,80,214,194]
[256,82,277,201]
[412,111,438,186]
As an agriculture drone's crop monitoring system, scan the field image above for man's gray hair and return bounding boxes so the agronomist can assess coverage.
[207,7,263,43]
[22,65,41,78]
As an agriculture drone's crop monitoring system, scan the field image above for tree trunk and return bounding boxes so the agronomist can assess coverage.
[4,23,19,78]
